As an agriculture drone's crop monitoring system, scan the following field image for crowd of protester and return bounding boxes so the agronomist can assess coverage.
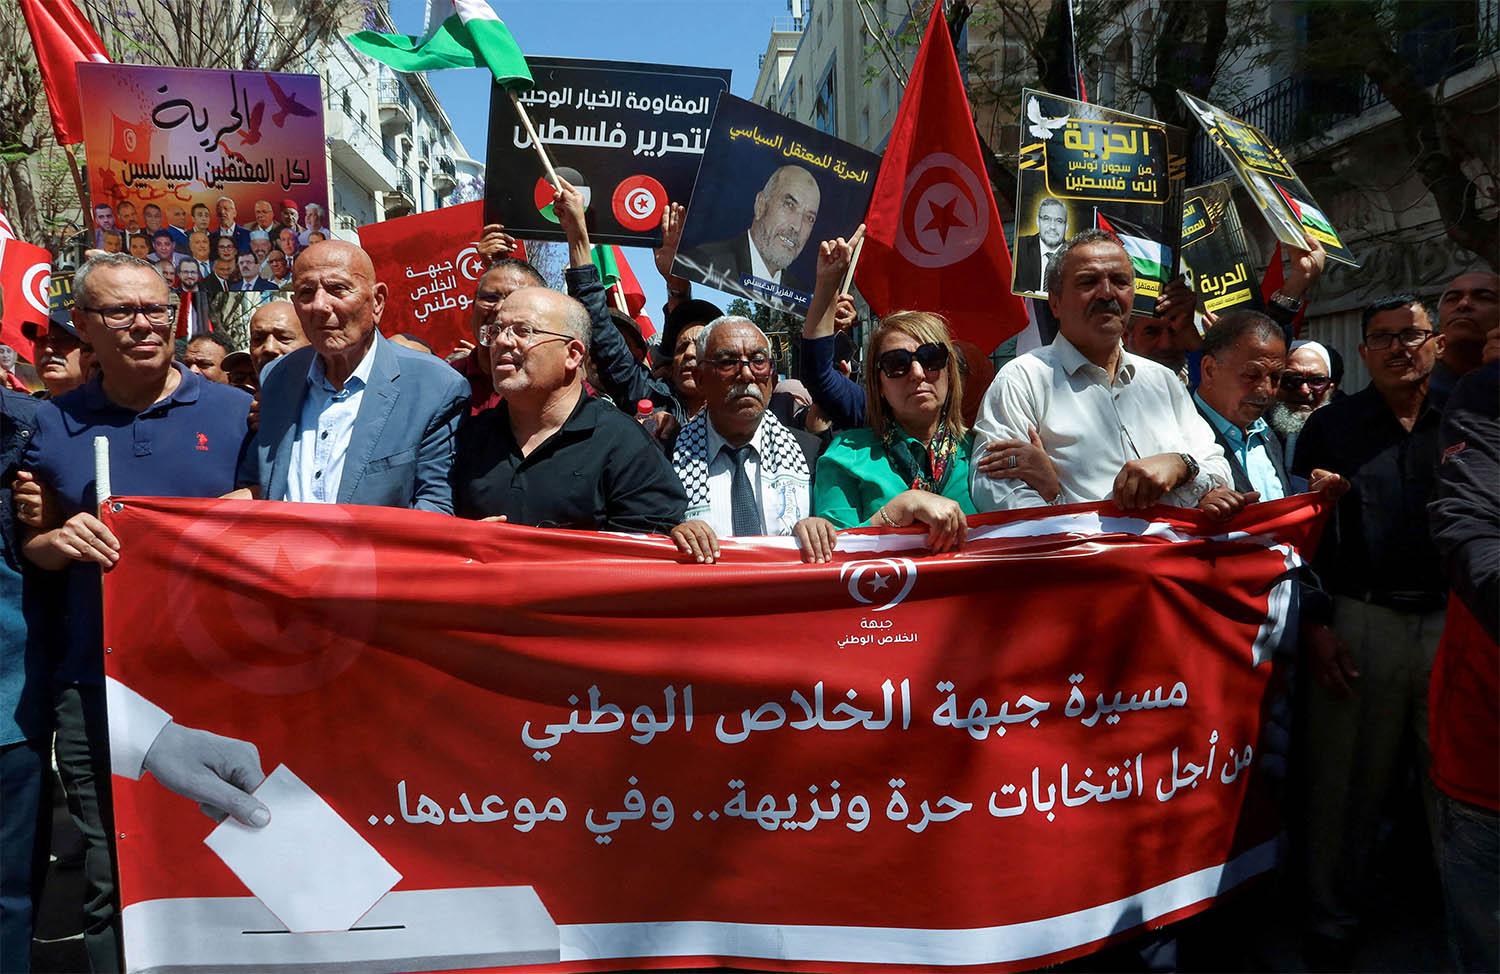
[1,177,1496,974]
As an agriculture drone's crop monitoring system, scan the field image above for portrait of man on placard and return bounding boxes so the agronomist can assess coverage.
[1012,195,1071,297]
[690,164,821,300]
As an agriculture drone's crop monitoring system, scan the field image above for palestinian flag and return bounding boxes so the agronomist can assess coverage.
[348,0,532,89]
[1096,210,1170,286]
[1274,184,1341,247]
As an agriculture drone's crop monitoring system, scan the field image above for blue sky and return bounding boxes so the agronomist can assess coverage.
[388,0,789,321]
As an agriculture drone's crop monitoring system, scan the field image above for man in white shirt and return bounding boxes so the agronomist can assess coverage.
[971,230,1247,516]
[669,316,834,562]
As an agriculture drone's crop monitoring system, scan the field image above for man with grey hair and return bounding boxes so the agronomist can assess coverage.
[298,203,325,247]
[692,164,820,297]
[18,252,252,969]
[972,230,1245,517]
[668,315,833,563]
[450,285,686,530]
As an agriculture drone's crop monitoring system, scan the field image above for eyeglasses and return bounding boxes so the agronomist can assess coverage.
[477,321,574,347]
[707,352,774,377]
[1278,373,1332,392]
[1364,328,1437,351]
[80,304,174,329]
[877,342,949,379]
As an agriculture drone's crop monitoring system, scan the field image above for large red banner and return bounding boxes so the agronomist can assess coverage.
[101,496,1324,973]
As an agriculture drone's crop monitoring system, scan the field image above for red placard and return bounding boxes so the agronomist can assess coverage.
[103,497,1326,973]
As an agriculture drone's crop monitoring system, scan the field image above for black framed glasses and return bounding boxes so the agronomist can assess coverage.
[1364,328,1436,351]
[1279,373,1332,392]
[79,304,174,329]
[877,342,949,379]
[707,352,774,378]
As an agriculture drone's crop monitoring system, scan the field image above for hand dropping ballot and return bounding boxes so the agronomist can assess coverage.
[205,764,401,933]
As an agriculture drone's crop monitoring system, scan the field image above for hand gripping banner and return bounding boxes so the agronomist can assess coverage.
[100,496,1326,973]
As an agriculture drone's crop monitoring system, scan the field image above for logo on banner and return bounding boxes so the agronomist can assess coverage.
[895,152,990,269]
[20,263,49,317]
[841,558,918,612]
[455,246,487,281]
[612,175,667,232]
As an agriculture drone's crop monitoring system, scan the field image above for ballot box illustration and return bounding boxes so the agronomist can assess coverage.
[122,766,560,973]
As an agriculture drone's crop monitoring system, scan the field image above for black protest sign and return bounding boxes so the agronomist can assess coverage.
[1181,181,1258,316]
[1179,90,1358,269]
[1013,89,1187,315]
[673,95,879,315]
[484,57,730,246]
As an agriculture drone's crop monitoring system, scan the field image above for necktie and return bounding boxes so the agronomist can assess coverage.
[1042,248,1058,290]
[728,445,764,536]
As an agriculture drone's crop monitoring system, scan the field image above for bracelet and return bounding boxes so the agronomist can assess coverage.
[877,507,897,527]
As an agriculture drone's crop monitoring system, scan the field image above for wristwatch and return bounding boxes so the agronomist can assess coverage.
[1178,452,1200,486]
[1269,290,1304,314]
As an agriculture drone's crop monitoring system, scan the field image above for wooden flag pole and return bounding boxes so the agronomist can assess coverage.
[610,285,629,315]
[509,91,559,187]
[839,226,867,296]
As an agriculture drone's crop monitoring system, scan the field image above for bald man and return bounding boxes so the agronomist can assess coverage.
[692,164,820,298]
[236,240,469,511]
[450,286,686,530]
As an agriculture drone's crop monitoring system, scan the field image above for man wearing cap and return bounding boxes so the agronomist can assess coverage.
[23,312,93,400]
[18,253,252,969]
[552,183,715,430]
[279,200,302,240]
[450,285,686,530]
[1268,339,1336,462]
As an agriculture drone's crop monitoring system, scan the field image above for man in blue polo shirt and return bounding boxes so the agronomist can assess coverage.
[20,253,251,972]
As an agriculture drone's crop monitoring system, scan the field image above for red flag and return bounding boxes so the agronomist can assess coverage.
[610,245,655,339]
[855,3,1026,351]
[358,201,502,358]
[1259,243,1306,335]
[0,236,52,359]
[110,114,152,166]
[18,0,110,145]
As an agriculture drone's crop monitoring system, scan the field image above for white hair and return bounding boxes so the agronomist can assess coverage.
[695,315,768,360]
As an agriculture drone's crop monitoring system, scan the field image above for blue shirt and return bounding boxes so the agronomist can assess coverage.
[283,338,377,503]
[23,365,252,684]
[1193,393,1286,501]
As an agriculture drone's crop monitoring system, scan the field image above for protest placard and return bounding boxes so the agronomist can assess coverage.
[674,95,879,315]
[1181,181,1259,317]
[103,495,1325,973]
[359,201,499,358]
[484,57,731,247]
[1178,90,1358,268]
[1013,90,1186,315]
[76,65,328,260]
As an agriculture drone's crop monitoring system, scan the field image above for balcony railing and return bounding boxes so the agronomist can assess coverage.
[1189,18,1497,184]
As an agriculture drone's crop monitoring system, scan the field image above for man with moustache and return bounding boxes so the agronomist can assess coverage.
[692,165,819,298]
[247,300,307,375]
[22,312,93,399]
[449,286,685,530]
[970,230,1242,516]
[1267,339,1336,461]
[1292,293,1450,966]
[237,240,468,512]
[18,253,251,970]
[667,315,830,563]
[1012,195,1069,296]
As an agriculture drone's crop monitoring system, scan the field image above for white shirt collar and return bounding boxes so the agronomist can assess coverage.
[746,231,780,284]
[705,410,770,463]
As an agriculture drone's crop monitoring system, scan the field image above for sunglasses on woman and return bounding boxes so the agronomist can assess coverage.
[877,342,949,379]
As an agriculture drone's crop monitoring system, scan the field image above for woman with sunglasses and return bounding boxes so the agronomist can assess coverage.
[811,309,975,551]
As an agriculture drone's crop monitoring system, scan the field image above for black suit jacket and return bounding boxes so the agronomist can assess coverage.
[1013,233,1043,293]
[691,233,810,299]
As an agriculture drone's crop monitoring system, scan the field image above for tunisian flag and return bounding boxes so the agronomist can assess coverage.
[855,3,1026,352]
[19,0,110,145]
[0,234,52,360]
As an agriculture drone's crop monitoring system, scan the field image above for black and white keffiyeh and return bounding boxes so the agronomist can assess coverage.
[673,410,810,534]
